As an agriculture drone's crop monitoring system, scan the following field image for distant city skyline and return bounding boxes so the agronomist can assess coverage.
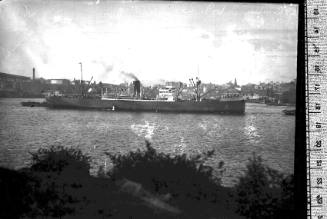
[0,0,298,86]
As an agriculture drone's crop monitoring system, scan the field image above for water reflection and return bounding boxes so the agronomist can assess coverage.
[130,121,156,140]
[244,118,260,145]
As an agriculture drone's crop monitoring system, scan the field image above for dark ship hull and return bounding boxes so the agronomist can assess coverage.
[46,96,245,114]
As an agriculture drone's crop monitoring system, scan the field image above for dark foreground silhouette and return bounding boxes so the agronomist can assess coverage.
[0,142,294,219]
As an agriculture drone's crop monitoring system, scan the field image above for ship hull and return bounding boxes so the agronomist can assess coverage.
[46,96,245,114]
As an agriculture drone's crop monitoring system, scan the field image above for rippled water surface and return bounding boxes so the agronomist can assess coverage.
[0,98,295,186]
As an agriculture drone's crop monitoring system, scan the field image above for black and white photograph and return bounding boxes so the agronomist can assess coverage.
[0,0,301,218]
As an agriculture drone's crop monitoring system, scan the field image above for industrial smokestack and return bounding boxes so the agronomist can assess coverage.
[32,68,35,80]
[133,80,141,98]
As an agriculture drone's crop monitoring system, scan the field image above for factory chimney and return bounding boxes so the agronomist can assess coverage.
[32,68,35,80]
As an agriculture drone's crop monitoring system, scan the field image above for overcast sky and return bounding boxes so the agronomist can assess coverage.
[0,0,298,85]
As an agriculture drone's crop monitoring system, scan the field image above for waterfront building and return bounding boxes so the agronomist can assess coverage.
[46,79,71,85]
[0,72,32,97]
[0,72,31,90]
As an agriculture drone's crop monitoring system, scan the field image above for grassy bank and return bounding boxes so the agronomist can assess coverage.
[0,142,294,219]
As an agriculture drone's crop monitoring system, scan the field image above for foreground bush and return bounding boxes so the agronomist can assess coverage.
[30,145,90,174]
[233,154,294,219]
[26,146,92,218]
[107,141,222,197]
[105,141,233,218]
[0,144,294,218]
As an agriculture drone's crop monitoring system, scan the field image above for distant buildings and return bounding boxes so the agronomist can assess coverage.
[0,70,296,104]
[165,81,184,88]
[0,72,30,89]
[0,72,31,97]
[46,79,71,85]
[0,71,73,97]
[241,80,296,104]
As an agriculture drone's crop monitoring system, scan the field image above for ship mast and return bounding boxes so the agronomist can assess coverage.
[189,77,201,101]
[79,62,83,83]
[79,62,83,96]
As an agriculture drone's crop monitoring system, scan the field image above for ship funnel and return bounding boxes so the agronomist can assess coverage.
[33,68,35,80]
[133,80,141,98]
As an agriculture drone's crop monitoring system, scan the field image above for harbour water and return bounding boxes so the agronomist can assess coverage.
[0,98,295,186]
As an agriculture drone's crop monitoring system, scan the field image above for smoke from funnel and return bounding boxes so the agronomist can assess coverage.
[121,71,139,81]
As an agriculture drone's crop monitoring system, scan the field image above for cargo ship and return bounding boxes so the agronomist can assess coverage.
[46,79,245,114]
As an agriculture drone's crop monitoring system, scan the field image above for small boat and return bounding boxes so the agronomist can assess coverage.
[282,109,295,115]
[21,101,48,107]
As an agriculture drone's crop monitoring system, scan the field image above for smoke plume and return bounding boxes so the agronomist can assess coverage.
[121,71,139,81]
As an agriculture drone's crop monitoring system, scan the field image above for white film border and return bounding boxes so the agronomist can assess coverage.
[306,0,327,218]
